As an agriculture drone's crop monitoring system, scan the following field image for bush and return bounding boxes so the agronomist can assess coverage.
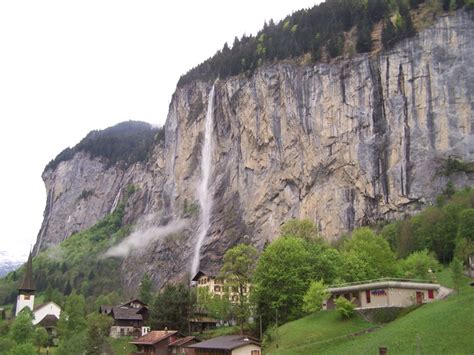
[399,250,441,280]
[303,281,329,314]
[8,343,36,355]
[335,297,355,319]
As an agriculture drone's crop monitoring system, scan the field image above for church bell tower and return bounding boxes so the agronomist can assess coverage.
[15,252,35,316]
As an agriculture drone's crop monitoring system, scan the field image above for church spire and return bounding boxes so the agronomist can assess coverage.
[18,251,35,292]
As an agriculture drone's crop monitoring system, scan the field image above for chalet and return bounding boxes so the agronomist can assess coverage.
[323,279,441,310]
[192,271,251,304]
[186,335,261,355]
[189,305,219,333]
[130,329,180,355]
[100,298,149,338]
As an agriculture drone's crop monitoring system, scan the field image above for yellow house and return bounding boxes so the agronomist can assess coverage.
[192,271,251,303]
[323,279,441,310]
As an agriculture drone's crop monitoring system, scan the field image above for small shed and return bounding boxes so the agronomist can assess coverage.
[186,335,261,355]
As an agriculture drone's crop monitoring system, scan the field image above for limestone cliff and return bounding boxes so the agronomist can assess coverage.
[35,11,474,289]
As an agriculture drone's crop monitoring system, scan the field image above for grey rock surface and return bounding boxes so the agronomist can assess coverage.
[34,11,474,290]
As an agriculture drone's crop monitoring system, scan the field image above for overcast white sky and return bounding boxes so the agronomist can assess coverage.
[0,0,318,262]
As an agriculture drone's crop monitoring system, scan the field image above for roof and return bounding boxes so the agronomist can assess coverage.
[120,298,148,308]
[33,301,61,312]
[130,330,178,345]
[191,271,207,282]
[327,280,441,294]
[18,252,35,292]
[191,270,220,282]
[111,307,143,321]
[189,316,220,324]
[169,336,198,347]
[37,314,59,328]
[99,305,113,314]
[187,335,261,350]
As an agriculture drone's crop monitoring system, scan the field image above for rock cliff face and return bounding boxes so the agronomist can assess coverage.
[35,11,474,289]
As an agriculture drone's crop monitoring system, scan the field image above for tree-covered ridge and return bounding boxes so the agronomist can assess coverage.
[45,121,163,172]
[178,0,470,87]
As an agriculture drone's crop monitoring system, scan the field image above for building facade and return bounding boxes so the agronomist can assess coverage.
[192,271,251,303]
[323,279,441,310]
[186,335,261,355]
[100,298,149,338]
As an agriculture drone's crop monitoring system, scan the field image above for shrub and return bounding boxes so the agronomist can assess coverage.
[335,297,355,319]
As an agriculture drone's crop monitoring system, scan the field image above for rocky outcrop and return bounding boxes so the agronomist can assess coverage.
[35,10,474,290]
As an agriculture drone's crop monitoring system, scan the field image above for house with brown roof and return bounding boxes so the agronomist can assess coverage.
[189,305,219,333]
[129,329,181,355]
[169,336,199,355]
[186,335,261,355]
[99,298,149,338]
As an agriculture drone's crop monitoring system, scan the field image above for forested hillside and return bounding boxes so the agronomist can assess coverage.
[178,0,473,86]
[45,121,162,171]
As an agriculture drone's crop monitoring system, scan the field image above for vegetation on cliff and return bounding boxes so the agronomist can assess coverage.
[178,0,470,87]
[0,203,129,310]
[44,121,162,172]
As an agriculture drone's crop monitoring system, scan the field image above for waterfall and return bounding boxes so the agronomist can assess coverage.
[191,85,215,278]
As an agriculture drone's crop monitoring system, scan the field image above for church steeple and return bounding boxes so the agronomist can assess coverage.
[18,251,35,292]
[15,251,35,316]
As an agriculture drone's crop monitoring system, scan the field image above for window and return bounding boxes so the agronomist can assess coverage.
[365,290,371,304]
[214,286,221,292]
[428,290,434,299]
[251,350,261,355]
[24,295,30,300]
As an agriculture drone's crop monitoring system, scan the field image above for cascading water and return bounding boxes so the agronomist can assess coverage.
[191,85,215,279]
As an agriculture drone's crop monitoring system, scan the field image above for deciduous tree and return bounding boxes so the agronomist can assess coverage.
[220,244,258,334]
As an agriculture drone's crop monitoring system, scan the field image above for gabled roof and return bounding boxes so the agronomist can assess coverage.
[18,252,35,292]
[191,270,217,282]
[187,335,260,350]
[111,307,143,321]
[33,301,61,312]
[130,330,178,345]
[169,336,198,347]
[120,298,148,308]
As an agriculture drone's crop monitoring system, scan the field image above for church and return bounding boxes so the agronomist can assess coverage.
[15,252,61,334]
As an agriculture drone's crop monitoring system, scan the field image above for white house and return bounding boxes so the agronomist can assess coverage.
[33,301,61,326]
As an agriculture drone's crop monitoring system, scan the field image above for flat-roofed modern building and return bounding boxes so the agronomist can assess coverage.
[323,279,441,310]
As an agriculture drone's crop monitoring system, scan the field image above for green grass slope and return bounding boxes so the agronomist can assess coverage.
[265,311,375,354]
[267,270,474,354]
